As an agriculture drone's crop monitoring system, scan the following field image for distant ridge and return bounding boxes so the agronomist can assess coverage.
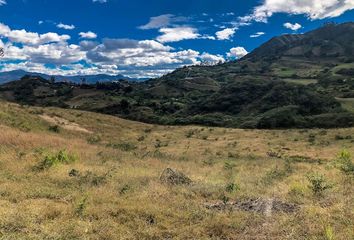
[0,70,147,84]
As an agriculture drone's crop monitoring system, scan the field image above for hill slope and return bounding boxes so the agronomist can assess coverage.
[1,23,354,129]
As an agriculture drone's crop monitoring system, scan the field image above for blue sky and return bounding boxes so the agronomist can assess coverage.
[0,0,353,78]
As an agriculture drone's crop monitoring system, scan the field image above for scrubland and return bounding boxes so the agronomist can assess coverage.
[0,100,353,239]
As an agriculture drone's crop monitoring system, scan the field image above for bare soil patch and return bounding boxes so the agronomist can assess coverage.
[40,114,92,133]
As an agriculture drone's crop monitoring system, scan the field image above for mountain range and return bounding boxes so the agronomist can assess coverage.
[1,22,354,129]
[0,70,145,84]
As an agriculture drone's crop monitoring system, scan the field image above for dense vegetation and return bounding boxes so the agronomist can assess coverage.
[1,22,354,129]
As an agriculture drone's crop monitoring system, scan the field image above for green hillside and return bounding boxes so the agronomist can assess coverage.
[1,22,354,129]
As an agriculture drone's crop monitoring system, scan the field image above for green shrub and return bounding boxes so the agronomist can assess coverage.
[34,150,77,171]
[48,125,60,133]
[75,196,88,217]
[306,173,333,196]
[225,183,240,193]
[87,135,102,144]
[336,149,354,175]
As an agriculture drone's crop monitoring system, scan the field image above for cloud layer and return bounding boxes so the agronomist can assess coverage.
[0,22,226,78]
[241,0,354,23]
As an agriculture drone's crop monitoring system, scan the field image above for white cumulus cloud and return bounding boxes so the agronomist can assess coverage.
[79,31,97,39]
[283,22,302,31]
[250,32,265,38]
[200,52,225,64]
[227,47,248,59]
[57,23,75,30]
[0,23,70,45]
[156,27,200,43]
[215,28,236,40]
[240,0,354,24]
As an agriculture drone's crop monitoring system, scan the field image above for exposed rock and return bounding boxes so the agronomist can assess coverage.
[69,169,80,177]
[205,198,299,215]
[160,168,192,185]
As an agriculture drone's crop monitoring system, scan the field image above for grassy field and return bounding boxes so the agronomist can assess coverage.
[0,100,353,239]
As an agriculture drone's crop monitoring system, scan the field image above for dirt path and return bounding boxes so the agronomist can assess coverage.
[40,114,93,133]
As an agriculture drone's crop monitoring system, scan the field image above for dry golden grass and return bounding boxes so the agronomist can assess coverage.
[0,100,353,239]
